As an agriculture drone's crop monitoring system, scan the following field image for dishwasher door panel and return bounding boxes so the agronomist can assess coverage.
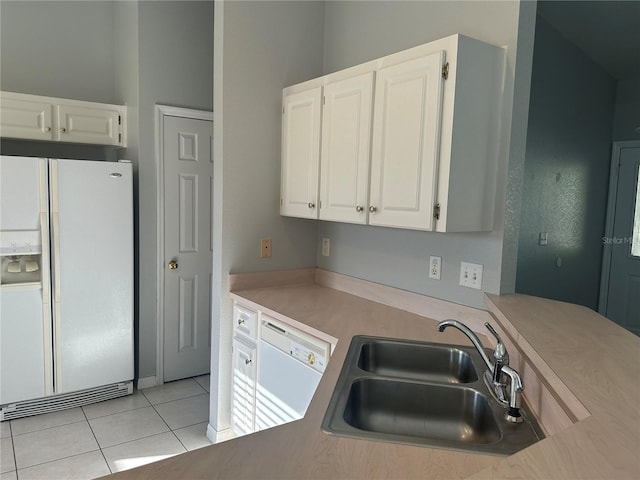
[255,340,321,432]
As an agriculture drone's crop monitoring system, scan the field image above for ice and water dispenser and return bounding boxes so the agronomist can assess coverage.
[0,230,42,286]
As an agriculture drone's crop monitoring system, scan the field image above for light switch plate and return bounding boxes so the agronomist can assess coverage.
[538,232,548,246]
[459,262,483,290]
[322,238,330,257]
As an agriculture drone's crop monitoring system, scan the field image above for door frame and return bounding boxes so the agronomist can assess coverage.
[154,104,214,386]
[598,140,640,315]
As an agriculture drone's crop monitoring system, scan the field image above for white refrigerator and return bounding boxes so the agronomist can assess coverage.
[0,155,133,419]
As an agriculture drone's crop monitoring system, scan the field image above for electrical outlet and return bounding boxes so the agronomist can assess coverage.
[459,262,483,290]
[260,238,272,258]
[322,238,330,257]
[429,256,441,280]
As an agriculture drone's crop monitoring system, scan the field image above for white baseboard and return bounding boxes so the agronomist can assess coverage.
[206,424,236,444]
[136,376,161,390]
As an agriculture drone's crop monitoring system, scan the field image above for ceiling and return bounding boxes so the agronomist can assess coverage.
[537,0,640,80]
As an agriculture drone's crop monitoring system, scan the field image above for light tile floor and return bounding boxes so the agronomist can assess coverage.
[0,376,212,480]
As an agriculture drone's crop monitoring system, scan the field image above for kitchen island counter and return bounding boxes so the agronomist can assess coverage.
[108,275,640,479]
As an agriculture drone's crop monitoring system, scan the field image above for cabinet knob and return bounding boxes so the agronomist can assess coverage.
[308,202,316,209]
[245,358,252,365]
[369,206,377,213]
[355,205,364,212]
[45,126,51,132]
[60,127,67,133]
[237,318,245,326]
[168,260,178,270]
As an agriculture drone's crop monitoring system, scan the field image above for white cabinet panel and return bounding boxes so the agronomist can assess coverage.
[57,104,122,146]
[231,337,257,436]
[280,87,322,219]
[319,73,374,224]
[233,303,258,340]
[0,97,53,141]
[369,51,444,230]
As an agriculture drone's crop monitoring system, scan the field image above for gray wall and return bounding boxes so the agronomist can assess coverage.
[316,0,536,309]
[211,0,324,432]
[515,17,616,309]
[136,0,214,379]
[613,76,640,141]
[0,1,116,103]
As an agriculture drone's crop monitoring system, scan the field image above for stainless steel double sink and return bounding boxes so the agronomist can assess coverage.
[322,336,545,455]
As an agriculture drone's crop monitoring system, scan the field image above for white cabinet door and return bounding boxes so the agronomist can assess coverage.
[369,51,445,231]
[319,73,374,224]
[0,96,54,141]
[280,87,322,219]
[57,104,123,146]
[231,337,257,436]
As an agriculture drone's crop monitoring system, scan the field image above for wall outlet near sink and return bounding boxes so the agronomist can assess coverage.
[429,256,441,280]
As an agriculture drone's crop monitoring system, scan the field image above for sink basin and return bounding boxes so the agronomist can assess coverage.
[357,339,478,383]
[322,335,545,455]
[344,378,500,444]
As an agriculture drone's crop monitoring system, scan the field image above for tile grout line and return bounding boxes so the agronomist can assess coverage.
[9,422,18,480]
[14,449,104,477]
[10,418,87,438]
[81,403,113,475]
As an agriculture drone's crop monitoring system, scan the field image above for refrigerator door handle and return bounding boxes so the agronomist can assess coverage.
[49,159,63,391]
[51,212,62,303]
[39,160,54,396]
[40,212,51,305]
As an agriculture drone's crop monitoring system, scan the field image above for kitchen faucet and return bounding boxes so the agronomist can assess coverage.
[437,319,524,423]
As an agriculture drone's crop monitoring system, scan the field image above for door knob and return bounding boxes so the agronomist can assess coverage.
[308,202,316,209]
[356,205,364,212]
[168,260,178,270]
[369,206,377,213]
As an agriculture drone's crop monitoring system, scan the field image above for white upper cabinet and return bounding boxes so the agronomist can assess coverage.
[57,103,123,146]
[319,72,374,224]
[0,96,54,142]
[369,52,444,230]
[280,87,322,219]
[281,34,504,232]
[0,91,127,147]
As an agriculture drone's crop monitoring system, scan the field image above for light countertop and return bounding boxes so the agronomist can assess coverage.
[108,281,640,479]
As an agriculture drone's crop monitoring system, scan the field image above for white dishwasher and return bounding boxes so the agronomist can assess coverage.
[255,317,330,431]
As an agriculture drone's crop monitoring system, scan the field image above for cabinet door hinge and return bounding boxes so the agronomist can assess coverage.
[442,63,449,80]
[118,115,122,125]
[280,198,283,206]
[433,203,441,220]
[118,133,122,143]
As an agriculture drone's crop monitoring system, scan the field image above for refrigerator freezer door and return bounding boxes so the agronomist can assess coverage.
[0,287,48,404]
[0,155,53,403]
[50,159,133,393]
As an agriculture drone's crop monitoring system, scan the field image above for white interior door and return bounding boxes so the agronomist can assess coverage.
[605,146,640,335]
[162,114,213,382]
